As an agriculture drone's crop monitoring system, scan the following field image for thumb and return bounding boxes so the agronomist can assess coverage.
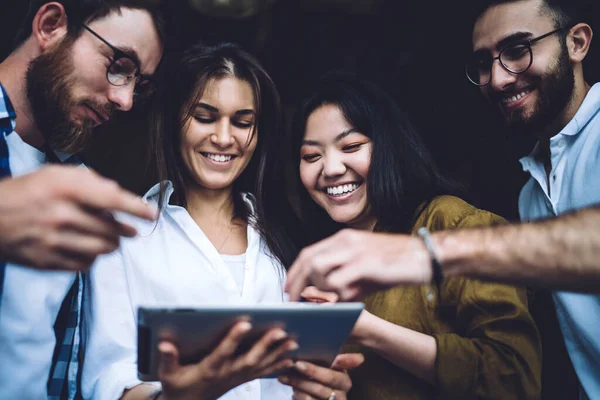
[158,341,181,376]
[331,353,364,371]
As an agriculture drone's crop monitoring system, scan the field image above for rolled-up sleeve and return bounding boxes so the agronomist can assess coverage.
[433,279,542,399]
[82,249,150,400]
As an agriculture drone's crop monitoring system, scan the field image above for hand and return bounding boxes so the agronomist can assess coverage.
[286,229,431,301]
[0,166,157,271]
[300,286,339,303]
[158,320,297,400]
[278,353,364,400]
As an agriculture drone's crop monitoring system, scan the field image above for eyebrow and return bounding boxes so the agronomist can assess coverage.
[302,128,359,146]
[196,103,255,115]
[113,46,144,71]
[473,31,534,55]
[496,31,534,50]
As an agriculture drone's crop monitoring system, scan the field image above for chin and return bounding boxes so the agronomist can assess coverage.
[328,211,361,225]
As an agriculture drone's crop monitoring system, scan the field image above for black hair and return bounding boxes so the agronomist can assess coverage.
[14,0,166,49]
[151,42,302,268]
[473,0,591,32]
[291,72,463,242]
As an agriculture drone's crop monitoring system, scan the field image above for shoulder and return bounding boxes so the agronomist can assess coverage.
[414,195,506,233]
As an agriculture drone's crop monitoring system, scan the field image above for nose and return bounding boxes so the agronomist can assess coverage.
[321,153,346,178]
[488,60,518,92]
[107,83,135,112]
[211,120,235,148]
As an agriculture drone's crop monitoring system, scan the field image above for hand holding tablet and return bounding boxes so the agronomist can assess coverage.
[153,320,297,400]
[137,303,364,387]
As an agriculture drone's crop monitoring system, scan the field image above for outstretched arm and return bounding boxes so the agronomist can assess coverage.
[285,204,600,301]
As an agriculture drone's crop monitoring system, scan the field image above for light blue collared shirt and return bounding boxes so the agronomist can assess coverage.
[519,83,600,400]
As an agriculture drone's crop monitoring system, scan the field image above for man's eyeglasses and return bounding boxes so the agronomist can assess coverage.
[465,27,566,86]
[82,24,157,101]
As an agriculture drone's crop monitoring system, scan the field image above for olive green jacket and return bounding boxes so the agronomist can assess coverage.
[345,196,542,400]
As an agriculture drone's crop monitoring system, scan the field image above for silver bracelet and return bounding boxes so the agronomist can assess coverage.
[416,227,444,287]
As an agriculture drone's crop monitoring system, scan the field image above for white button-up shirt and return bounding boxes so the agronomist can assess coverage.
[519,83,600,400]
[82,182,293,400]
[0,132,80,399]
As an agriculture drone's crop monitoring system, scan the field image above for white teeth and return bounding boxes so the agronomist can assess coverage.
[205,153,233,162]
[326,183,360,196]
[501,89,532,104]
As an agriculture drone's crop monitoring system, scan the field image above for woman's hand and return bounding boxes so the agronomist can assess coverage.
[277,353,364,400]
[157,320,297,400]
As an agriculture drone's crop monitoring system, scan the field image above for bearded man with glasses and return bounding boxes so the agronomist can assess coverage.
[469,0,598,398]
[0,1,164,399]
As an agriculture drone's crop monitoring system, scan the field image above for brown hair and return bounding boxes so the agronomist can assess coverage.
[14,0,166,49]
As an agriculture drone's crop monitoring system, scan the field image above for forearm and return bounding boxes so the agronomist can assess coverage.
[435,205,600,292]
[354,312,437,384]
[122,384,160,400]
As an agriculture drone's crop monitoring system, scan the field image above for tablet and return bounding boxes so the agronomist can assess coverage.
[137,302,364,381]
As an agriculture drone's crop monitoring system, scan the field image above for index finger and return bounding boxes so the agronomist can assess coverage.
[293,361,352,392]
[286,237,351,301]
[56,169,158,221]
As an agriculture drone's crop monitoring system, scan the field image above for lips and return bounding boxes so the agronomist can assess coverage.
[492,85,535,109]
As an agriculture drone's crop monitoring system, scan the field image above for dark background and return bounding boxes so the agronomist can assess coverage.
[0,0,598,221]
[1,1,598,397]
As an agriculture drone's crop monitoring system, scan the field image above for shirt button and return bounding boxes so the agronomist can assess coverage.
[552,175,557,182]
[245,263,252,270]
[244,383,252,392]
[557,139,566,148]
[426,291,435,302]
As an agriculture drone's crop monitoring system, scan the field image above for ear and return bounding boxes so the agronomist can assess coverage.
[32,2,69,51]
[567,22,593,63]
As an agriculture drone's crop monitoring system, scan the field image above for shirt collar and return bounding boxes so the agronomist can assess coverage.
[559,82,600,137]
[0,83,17,134]
[520,83,600,173]
[143,181,257,216]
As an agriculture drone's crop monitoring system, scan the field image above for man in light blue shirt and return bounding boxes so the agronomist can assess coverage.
[469,0,599,398]
[0,1,163,398]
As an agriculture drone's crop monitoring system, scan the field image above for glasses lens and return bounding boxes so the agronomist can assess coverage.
[500,44,532,73]
[466,55,492,86]
[107,57,138,86]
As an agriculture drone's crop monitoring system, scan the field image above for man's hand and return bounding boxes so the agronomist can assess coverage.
[278,353,364,400]
[285,229,432,301]
[0,166,157,271]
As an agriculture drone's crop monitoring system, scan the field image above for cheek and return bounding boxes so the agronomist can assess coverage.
[299,163,318,192]
[356,147,373,177]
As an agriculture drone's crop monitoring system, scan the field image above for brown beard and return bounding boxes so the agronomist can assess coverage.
[26,36,99,154]
[503,42,575,134]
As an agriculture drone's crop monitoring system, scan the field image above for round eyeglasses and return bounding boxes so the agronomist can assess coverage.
[82,24,157,101]
[465,27,565,86]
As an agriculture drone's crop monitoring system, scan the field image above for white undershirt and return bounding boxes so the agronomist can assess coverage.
[220,253,247,295]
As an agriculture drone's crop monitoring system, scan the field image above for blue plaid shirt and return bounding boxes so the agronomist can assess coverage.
[0,83,83,400]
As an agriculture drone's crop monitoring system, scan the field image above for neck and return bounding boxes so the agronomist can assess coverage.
[0,47,45,150]
[347,215,377,232]
[536,78,591,166]
[536,78,591,144]
[184,183,236,226]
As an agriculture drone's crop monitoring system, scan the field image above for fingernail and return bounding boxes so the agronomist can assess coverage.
[278,375,289,384]
[288,341,299,351]
[141,197,148,205]
[239,321,252,331]
[274,330,287,340]
[295,361,307,371]
[158,342,169,352]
